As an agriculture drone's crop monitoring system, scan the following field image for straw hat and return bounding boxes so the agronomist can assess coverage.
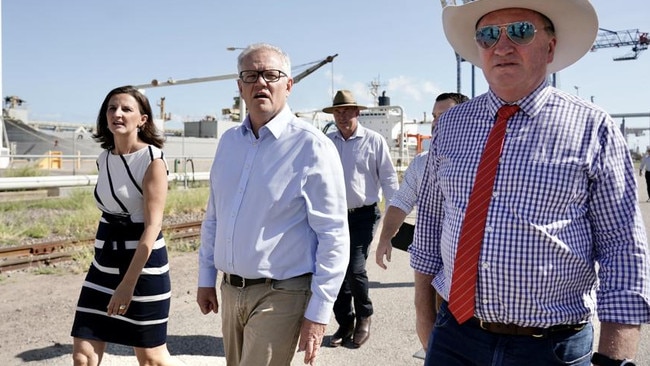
[322,90,368,114]
[442,0,598,74]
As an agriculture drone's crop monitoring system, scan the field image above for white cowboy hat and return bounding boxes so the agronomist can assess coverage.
[442,0,598,74]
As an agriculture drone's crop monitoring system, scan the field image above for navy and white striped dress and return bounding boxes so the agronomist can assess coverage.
[71,145,171,347]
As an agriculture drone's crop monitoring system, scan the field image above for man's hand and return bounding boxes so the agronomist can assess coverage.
[414,271,436,350]
[297,318,326,365]
[196,286,219,315]
[375,206,409,269]
[597,322,641,361]
[375,238,393,269]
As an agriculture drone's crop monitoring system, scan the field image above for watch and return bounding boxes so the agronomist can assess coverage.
[591,352,636,366]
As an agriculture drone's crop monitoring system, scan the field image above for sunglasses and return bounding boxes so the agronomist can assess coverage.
[475,21,538,49]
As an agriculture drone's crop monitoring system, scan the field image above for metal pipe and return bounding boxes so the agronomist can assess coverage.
[0,172,210,191]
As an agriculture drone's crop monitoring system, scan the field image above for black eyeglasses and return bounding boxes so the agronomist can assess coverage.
[239,69,288,84]
[475,21,538,49]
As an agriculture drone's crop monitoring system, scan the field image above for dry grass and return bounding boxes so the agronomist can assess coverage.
[0,186,209,248]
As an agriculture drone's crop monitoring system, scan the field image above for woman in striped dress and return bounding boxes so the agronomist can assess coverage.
[71,86,180,365]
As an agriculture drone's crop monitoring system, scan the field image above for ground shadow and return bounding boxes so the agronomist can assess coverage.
[167,334,224,356]
[14,342,72,363]
[368,280,414,289]
[14,335,223,363]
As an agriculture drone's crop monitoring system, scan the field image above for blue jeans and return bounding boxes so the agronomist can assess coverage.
[426,302,593,366]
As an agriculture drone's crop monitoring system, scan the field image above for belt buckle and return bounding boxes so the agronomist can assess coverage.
[531,330,544,338]
[573,324,586,332]
[479,319,488,331]
[229,274,246,288]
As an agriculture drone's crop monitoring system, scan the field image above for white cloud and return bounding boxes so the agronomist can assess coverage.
[387,76,424,102]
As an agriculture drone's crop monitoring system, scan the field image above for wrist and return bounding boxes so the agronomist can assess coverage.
[591,352,636,366]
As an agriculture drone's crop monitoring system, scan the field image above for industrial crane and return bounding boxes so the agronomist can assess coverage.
[132,54,338,122]
[591,28,649,61]
[132,54,338,90]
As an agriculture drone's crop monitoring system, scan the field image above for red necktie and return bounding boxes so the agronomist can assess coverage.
[448,104,520,324]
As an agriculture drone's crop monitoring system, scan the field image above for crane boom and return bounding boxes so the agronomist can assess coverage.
[132,54,338,90]
[293,54,338,84]
[591,28,649,61]
[132,74,238,90]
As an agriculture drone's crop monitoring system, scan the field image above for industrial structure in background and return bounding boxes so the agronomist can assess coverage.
[591,28,649,61]
[590,27,650,152]
[0,52,340,183]
[0,1,9,168]
[133,53,338,133]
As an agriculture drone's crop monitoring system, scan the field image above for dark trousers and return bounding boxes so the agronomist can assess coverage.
[333,204,381,326]
[426,301,593,365]
[645,171,650,199]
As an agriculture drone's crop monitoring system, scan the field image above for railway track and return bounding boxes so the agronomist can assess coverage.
[0,220,202,273]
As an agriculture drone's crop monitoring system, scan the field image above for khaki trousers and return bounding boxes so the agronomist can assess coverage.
[220,274,311,366]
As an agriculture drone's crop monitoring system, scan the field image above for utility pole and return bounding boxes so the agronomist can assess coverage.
[0,0,9,168]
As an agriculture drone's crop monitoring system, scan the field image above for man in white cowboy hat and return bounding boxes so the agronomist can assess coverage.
[323,89,399,349]
[410,1,650,365]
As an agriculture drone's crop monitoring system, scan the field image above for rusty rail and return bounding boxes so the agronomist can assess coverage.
[0,220,202,273]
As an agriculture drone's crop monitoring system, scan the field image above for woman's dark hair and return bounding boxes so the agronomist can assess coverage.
[93,85,164,150]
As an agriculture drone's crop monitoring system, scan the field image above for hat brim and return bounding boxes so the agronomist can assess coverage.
[442,0,598,74]
[322,104,368,114]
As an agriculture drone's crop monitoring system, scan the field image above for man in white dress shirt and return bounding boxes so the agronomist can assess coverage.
[197,43,349,366]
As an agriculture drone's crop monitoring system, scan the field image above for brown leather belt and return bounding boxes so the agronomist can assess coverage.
[468,317,586,338]
[224,274,268,288]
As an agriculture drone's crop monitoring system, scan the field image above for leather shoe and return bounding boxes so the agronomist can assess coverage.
[353,316,371,348]
[329,322,354,347]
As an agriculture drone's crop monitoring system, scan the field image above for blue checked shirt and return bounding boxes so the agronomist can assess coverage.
[410,81,650,327]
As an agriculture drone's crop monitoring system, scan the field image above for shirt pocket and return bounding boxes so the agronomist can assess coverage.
[506,160,588,228]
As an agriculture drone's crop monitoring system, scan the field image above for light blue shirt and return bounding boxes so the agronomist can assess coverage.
[198,106,350,324]
[411,81,650,327]
[389,151,428,214]
[327,123,399,208]
[640,154,650,173]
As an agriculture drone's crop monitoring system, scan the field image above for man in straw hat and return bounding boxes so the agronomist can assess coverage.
[410,1,649,365]
[323,89,399,348]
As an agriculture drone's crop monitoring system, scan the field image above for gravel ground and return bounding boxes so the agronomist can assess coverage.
[0,238,425,366]
[0,205,424,366]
